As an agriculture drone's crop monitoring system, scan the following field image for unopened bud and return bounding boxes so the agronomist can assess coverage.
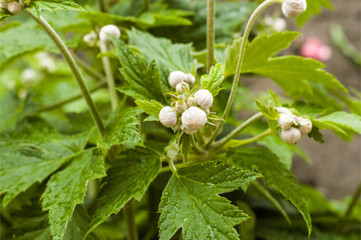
[175,101,187,113]
[168,71,186,88]
[184,73,195,85]
[280,127,301,144]
[176,82,189,93]
[183,128,198,135]
[276,107,293,115]
[186,97,195,107]
[83,32,97,46]
[21,69,36,84]
[278,114,296,130]
[194,89,213,109]
[181,106,207,133]
[282,0,307,18]
[296,117,312,134]
[7,1,22,15]
[159,106,177,128]
[273,18,287,32]
[99,25,121,43]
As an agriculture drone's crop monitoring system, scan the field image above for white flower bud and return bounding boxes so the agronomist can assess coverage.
[159,106,177,128]
[7,1,22,15]
[175,82,189,93]
[181,106,207,132]
[83,32,97,46]
[273,18,287,32]
[282,0,307,18]
[276,107,293,115]
[168,71,186,88]
[175,101,187,113]
[295,117,312,134]
[280,127,301,144]
[186,97,195,107]
[184,73,195,85]
[183,128,198,135]
[21,69,36,84]
[99,25,121,43]
[278,114,296,130]
[194,89,213,109]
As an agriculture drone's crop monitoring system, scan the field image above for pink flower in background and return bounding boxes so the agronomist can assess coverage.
[300,37,332,61]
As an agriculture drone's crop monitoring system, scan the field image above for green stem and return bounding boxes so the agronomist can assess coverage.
[98,0,109,12]
[345,182,361,217]
[123,198,138,240]
[191,135,206,154]
[38,81,107,112]
[25,10,105,138]
[212,112,263,149]
[99,42,119,110]
[205,0,284,148]
[159,162,193,174]
[74,55,107,82]
[206,0,215,73]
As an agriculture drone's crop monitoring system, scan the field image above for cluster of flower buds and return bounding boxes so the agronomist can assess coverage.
[1,1,23,15]
[277,107,312,144]
[168,71,195,93]
[281,0,307,18]
[159,72,214,135]
[83,25,121,46]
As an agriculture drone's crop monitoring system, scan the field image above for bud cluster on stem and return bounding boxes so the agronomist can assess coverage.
[277,107,312,144]
[159,71,214,135]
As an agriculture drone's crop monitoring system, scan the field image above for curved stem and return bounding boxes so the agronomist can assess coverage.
[99,42,119,110]
[38,81,107,112]
[25,10,105,138]
[205,0,284,148]
[345,182,361,217]
[207,0,215,73]
[212,112,263,149]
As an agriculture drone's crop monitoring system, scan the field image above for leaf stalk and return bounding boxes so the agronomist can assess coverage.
[206,0,215,73]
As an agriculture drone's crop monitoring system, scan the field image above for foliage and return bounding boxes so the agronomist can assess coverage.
[0,0,360,240]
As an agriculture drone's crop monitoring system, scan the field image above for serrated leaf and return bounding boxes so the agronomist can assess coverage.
[135,99,163,118]
[267,89,282,107]
[224,32,347,101]
[296,0,333,26]
[200,63,225,96]
[86,147,161,236]
[307,126,324,143]
[42,149,106,240]
[227,147,312,235]
[158,162,259,240]
[319,111,361,134]
[311,118,347,136]
[63,205,100,240]
[255,99,279,120]
[101,107,143,150]
[110,35,166,103]
[28,0,85,18]
[0,118,89,206]
[128,28,193,73]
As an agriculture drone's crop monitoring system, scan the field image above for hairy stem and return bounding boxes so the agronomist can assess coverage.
[123,198,138,240]
[206,0,284,147]
[206,0,215,73]
[38,81,107,112]
[25,10,105,138]
[345,182,361,217]
[98,0,109,12]
[99,42,119,110]
[212,112,263,149]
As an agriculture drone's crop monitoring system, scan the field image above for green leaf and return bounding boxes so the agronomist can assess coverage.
[64,205,100,240]
[110,35,166,103]
[86,147,161,235]
[227,147,312,235]
[255,99,279,120]
[28,0,85,18]
[158,162,259,240]
[101,107,143,150]
[200,63,225,96]
[224,32,347,100]
[0,118,89,206]
[296,0,333,26]
[311,118,347,136]
[128,28,193,73]
[42,149,106,240]
[307,126,324,143]
[319,111,361,134]
[135,99,163,118]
